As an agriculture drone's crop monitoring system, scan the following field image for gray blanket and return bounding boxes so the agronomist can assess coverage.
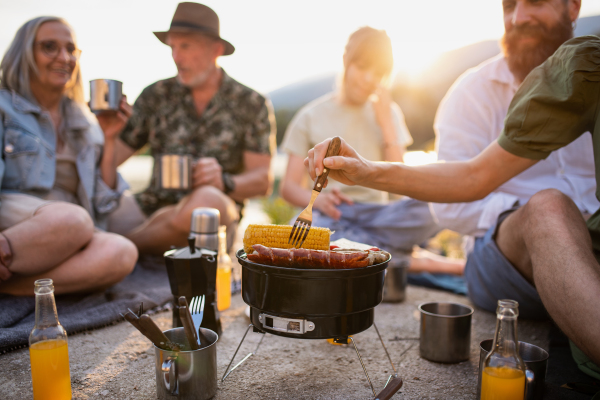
[0,256,173,354]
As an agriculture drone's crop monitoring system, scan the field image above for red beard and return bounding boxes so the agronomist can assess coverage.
[501,10,573,82]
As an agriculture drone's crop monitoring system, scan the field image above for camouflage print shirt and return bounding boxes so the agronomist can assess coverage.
[120,69,275,216]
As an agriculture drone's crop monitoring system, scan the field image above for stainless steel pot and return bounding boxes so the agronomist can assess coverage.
[89,79,122,113]
[382,256,409,303]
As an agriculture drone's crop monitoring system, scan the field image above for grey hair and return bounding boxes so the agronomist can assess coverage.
[0,16,84,104]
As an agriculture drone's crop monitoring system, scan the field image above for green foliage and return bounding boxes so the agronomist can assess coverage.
[261,196,298,225]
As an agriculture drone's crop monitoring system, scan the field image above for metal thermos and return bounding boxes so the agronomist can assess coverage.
[190,208,220,251]
[89,79,123,113]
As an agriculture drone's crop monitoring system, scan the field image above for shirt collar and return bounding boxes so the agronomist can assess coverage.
[62,98,91,132]
[11,91,42,114]
[489,54,520,91]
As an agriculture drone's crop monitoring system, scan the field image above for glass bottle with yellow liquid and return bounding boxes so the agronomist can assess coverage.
[216,225,231,311]
[29,279,72,400]
[480,299,526,400]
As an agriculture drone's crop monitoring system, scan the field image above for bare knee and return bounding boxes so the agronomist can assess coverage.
[523,189,580,227]
[38,203,94,244]
[170,186,236,231]
[94,233,138,286]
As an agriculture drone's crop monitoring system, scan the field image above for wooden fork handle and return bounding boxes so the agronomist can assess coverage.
[313,136,341,192]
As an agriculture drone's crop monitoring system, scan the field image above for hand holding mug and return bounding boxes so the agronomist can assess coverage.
[96,96,132,141]
[192,157,224,191]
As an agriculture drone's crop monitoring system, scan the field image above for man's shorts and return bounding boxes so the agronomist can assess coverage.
[465,208,549,320]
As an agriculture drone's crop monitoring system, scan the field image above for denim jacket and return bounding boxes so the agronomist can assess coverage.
[0,89,128,229]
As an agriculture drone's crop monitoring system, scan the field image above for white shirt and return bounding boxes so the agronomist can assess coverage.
[282,92,412,204]
[432,54,598,239]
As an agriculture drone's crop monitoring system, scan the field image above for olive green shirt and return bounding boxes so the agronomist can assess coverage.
[498,35,600,255]
[498,35,600,380]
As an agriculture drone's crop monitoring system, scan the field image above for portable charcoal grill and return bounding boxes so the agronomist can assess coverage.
[220,250,404,399]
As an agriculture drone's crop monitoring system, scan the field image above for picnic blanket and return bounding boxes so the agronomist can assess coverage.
[0,256,173,354]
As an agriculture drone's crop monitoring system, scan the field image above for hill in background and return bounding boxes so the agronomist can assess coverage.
[269,15,600,150]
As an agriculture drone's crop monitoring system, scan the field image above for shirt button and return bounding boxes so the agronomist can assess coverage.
[5,144,14,153]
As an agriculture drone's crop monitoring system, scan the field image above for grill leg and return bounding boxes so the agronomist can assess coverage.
[373,322,398,377]
[221,324,266,382]
[349,336,376,397]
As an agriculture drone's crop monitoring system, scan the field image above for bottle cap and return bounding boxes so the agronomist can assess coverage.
[190,208,220,234]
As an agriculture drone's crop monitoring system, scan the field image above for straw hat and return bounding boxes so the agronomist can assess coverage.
[153,2,235,56]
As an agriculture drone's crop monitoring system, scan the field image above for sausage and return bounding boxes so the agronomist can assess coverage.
[246,244,389,269]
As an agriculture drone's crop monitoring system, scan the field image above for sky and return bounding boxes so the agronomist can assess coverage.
[2,0,600,102]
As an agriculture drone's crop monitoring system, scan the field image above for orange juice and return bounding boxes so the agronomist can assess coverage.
[29,339,71,400]
[481,366,525,400]
[217,266,231,311]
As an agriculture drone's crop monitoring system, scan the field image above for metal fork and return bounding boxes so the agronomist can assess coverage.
[289,136,342,248]
[189,295,208,346]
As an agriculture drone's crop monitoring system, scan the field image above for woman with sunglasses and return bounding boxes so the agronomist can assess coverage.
[0,17,138,295]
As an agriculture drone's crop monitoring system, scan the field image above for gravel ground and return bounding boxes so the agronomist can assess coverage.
[0,284,551,399]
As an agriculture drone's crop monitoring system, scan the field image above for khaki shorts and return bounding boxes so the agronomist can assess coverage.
[0,193,54,231]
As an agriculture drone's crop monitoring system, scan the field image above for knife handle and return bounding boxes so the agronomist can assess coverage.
[313,136,341,192]
[139,314,172,349]
[178,306,199,350]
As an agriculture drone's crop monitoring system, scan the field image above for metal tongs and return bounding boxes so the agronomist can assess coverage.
[121,302,180,351]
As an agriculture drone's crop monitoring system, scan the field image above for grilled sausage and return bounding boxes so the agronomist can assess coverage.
[247,244,389,269]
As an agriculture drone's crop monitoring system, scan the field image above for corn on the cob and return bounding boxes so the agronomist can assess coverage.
[243,224,331,254]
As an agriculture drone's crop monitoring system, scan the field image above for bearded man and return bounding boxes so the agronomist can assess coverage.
[107,3,275,255]
[432,0,598,319]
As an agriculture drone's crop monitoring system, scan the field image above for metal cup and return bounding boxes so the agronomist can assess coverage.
[154,327,218,400]
[418,302,474,363]
[382,257,408,303]
[156,154,193,191]
[477,339,548,400]
[89,79,123,113]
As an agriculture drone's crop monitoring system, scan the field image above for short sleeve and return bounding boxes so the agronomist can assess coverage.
[281,106,312,157]
[391,103,413,147]
[499,36,600,160]
[243,94,275,156]
[119,85,153,150]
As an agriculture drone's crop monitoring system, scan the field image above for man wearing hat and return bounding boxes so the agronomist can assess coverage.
[109,2,275,255]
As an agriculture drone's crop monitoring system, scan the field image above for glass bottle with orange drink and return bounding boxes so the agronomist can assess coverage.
[480,299,526,400]
[29,279,72,400]
[216,225,231,311]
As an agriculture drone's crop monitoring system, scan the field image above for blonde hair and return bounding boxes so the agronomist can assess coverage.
[0,16,84,104]
[342,26,394,87]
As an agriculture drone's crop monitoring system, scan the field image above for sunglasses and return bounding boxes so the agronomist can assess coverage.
[35,40,82,60]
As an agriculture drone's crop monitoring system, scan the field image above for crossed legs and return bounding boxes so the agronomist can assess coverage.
[0,202,138,296]
[495,189,600,364]
[123,186,239,255]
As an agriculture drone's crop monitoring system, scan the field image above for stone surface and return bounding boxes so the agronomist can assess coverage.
[0,285,551,399]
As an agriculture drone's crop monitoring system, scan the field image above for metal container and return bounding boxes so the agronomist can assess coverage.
[190,208,220,251]
[154,327,218,400]
[155,155,193,192]
[164,245,221,336]
[477,339,548,400]
[89,79,122,113]
[237,249,389,339]
[418,302,474,363]
[382,256,409,302]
